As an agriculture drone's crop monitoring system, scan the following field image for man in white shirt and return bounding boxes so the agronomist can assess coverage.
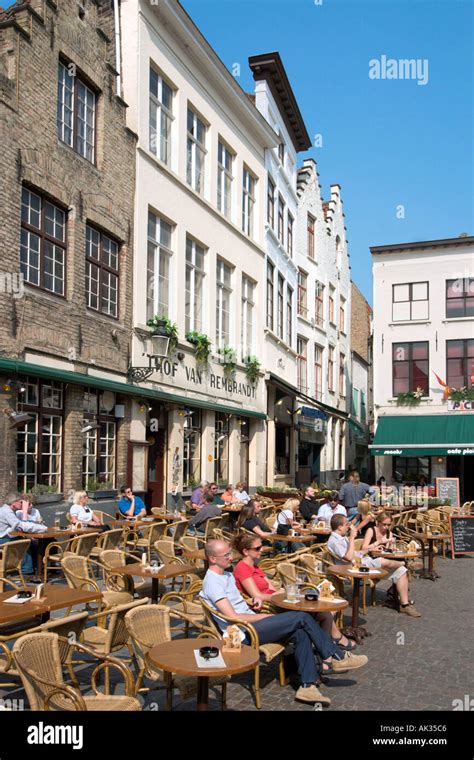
[15,497,42,524]
[0,493,47,576]
[317,494,347,525]
[200,539,368,706]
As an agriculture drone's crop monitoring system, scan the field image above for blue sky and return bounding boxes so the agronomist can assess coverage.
[180,0,473,303]
[5,0,472,303]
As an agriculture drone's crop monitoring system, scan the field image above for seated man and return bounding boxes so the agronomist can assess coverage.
[187,496,221,534]
[118,486,147,520]
[299,486,319,522]
[0,492,48,577]
[317,494,347,525]
[15,495,42,524]
[208,483,225,505]
[190,480,209,514]
[200,539,368,706]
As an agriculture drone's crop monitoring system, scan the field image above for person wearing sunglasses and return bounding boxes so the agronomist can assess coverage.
[200,539,368,707]
[232,533,356,651]
[317,493,347,527]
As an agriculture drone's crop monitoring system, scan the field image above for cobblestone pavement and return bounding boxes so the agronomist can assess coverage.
[2,555,473,713]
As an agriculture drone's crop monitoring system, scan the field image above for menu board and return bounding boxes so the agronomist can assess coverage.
[436,477,460,508]
[449,516,474,556]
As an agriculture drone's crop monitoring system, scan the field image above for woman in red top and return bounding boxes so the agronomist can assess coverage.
[232,533,356,649]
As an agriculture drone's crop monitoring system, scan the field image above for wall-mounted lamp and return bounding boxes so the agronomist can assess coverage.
[81,420,99,434]
[2,408,34,428]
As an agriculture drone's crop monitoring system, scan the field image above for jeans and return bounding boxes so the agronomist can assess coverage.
[249,611,343,685]
[0,535,36,574]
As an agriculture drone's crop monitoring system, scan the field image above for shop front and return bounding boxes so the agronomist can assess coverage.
[296,406,328,488]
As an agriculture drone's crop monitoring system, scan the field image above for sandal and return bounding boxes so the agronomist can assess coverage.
[333,635,357,651]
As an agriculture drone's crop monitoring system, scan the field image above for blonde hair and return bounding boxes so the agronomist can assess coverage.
[283,498,300,514]
[73,490,88,505]
[357,499,371,516]
[375,511,391,524]
[235,482,244,491]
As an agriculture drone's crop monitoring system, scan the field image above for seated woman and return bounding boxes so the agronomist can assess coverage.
[69,491,104,528]
[221,485,235,505]
[361,512,420,617]
[273,498,306,551]
[349,500,376,537]
[232,532,356,652]
[236,500,273,538]
[233,482,251,505]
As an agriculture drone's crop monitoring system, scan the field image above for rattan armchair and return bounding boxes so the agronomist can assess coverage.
[125,603,228,709]
[131,521,167,562]
[13,632,141,710]
[200,598,286,709]
[0,539,30,591]
[60,554,133,609]
[89,528,124,562]
[166,519,189,542]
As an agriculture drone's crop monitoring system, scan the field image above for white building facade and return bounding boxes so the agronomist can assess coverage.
[371,236,474,501]
[294,158,352,488]
[120,0,277,506]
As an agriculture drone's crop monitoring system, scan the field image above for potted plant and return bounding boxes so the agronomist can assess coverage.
[86,478,117,499]
[244,355,261,385]
[185,331,212,365]
[218,346,237,378]
[448,387,474,402]
[27,484,64,505]
[396,388,424,406]
[147,315,179,353]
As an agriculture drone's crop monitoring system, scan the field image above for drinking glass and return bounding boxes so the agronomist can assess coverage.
[286,584,298,602]
[54,512,61,529]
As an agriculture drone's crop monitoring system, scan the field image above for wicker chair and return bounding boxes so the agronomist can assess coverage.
[89,528,124,561]
[132,522,167,562]
[99,549,149,597]
[202,515,223,541]
[91,510,115,525]
[160,578,205,634]
[125,603,228,709]
[60,554,133,609]
[166,519,188,542]
[13,632,140,710]
[154,537,177,565]
[42,535,74,584]
[0,539,30,592]
[200,598,285,709]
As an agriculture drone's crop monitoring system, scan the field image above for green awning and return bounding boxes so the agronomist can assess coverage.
[370,415,474,456]
[0,357,267,420]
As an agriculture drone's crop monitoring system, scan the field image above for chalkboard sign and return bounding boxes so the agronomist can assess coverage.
[449,516,474,556]
[436,477,460,508]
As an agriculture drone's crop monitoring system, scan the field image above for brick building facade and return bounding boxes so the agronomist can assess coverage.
[0,0,136,503]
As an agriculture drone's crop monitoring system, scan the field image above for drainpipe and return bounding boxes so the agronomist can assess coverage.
[113,0,121,98]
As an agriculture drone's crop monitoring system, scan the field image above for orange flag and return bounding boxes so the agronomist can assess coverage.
[432,371,450,400]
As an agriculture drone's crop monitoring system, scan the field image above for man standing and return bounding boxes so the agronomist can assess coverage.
[298,486,319,522]
[338,471,371,521]
[0,493,47,577]
[118,486,147,519]
[200,539,368,706]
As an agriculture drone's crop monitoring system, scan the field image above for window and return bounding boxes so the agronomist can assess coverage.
[287,212,294,256]
[57,61,96,162]
[82,389,116,488]
[275,423,290,475]
[242,168,256,237]
[315,281,324,326]
[446,339,474,389]
[21,187,66,296]
[297,270,308,318]
[393,457,431,483]
[278,140,285,164]
[277,274,284,340]
[307,214,315,259]
[392,282,429,321]
[149,67,173,164]
[392,342,429,396]
[266,261,274,331]
[329,286,335,324]
[286,286,293,347]
[217,141,233,218]
[446,278,474,318]
[267,177,275,228]
[277,195,285,245]
[86,225,119,318]
[185,238,205,333]
[216,259,232,348]
[339,352,346,396]
[241,276,255,359]
[339,297,346,333]
[17,378,63,493]
[186,108,206,193]
[360,391,367,422]
[214,413,230,485]
[297,337,308,394]
[146,213,172,323]
[314,346,323,400]
[352,388,359,417]
[328,346,335,392]
[183,410,201,489]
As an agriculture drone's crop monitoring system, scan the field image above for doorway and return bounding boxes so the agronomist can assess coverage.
[146,407,168,508]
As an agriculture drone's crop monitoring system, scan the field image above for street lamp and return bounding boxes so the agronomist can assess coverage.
[127,325,170,383]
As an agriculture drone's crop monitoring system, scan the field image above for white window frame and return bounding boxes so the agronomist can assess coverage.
[241,275,255,359]
[185,238,206,334]
[187,108,207,194]
[149,67,174,165]
[242,167,256,237]
[147,212,173,322]
[216,258,232,348]
[217,141,234,218]
[57,61,96,163]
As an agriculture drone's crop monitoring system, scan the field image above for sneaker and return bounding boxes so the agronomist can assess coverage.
[399,604,422,618]
[295,684,331,706]
[332,651,368,672]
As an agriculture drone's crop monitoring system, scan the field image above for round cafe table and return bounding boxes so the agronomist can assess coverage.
[147,638,259,711]
[420,533,449,580]
[270,589,348,614]
[327,564,388,630]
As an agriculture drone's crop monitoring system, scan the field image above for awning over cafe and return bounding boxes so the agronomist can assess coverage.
[369,414,474,456]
